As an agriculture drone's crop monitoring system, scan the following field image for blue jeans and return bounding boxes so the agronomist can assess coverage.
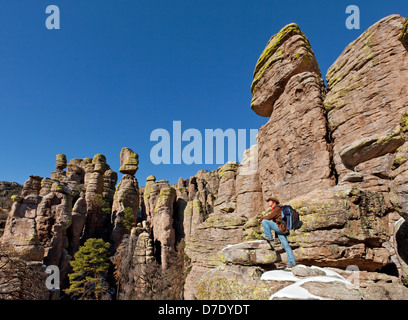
[262,219,296,265]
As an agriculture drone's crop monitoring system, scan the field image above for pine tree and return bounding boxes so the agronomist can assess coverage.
[66,238,111,300]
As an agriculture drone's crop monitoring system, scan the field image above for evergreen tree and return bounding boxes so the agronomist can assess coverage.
[66,238,111,300]
[122,207,136,232]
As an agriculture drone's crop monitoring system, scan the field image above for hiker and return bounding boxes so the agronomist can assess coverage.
[258,196,296,268]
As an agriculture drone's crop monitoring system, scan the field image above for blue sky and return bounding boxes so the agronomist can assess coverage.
[0,1,407,186]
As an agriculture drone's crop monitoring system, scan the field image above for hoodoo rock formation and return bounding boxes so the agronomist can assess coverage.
[1,14,408,300]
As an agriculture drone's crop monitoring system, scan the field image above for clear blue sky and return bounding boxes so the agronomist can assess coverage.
[0,0,407,186]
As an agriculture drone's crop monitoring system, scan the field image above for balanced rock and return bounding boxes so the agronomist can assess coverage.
[56,154,67,170]
[250,23,320,117]
[119,147,139,175]
[92,154,110,174]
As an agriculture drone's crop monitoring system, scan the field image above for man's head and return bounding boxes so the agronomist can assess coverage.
[266,196,280,208]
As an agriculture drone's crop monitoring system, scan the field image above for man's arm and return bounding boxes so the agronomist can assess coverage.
[259,207,281,222]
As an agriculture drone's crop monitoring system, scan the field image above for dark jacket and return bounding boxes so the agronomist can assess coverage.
[260,206,288,234]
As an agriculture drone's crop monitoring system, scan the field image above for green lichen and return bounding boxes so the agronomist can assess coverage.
[10,195,23,203]
[399,17,408,48]
[254,24,301,75]
[391,156,406,171]
[146,175,156,182]
[120,147,139,169]
[201,214,246,230]
[92,153,106,164]
[153,188,176,214]
[192,200,204,213]
[196,274,290,300]
[400,111,408,133]
[326,29,375,90]
[218,162,238,178]
[251,23,313,94]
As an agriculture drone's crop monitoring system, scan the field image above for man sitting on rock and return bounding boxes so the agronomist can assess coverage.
[258,196,296,269]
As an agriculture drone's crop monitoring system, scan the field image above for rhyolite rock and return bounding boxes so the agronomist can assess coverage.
[183,200,205,240]
[0,181,22,236]
[3,14,408,301]
[1,191,45,261]
[92,154,110,174]
[251,23,320,117]
[219,240,281,266]
[56,154,67,170]
[390,135,408,222]
[257,71,335,203]
[235,145,264,220]
[285,186,394,271]
[196,265,287,300]
[111,174,140,250]
[394,218,408,281]
[399,17,408,48]
[213,161,238,214]
[325,14,408,185]
[70,196,87,253]
[119,147,139,175]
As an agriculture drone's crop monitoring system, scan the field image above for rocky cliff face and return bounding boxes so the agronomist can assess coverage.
[0,182,22,236]
[241,14,408,298]
[1,14,408,300]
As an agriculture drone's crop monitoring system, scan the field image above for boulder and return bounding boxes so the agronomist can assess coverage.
[119,147,139,175]
[196,265,287,300]
[56,154,67,170]
[219,240,281,266]
[92,154,110,174]
[339,125,404,170]
[251,23,320,117]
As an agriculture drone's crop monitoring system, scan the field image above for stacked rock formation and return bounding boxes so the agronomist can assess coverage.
[0,152,118,297]
[0,182,22,236]
[111,147,140,250]
[252,23,335,202]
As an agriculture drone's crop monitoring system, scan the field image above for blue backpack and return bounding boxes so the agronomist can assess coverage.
[280,205,302,230]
